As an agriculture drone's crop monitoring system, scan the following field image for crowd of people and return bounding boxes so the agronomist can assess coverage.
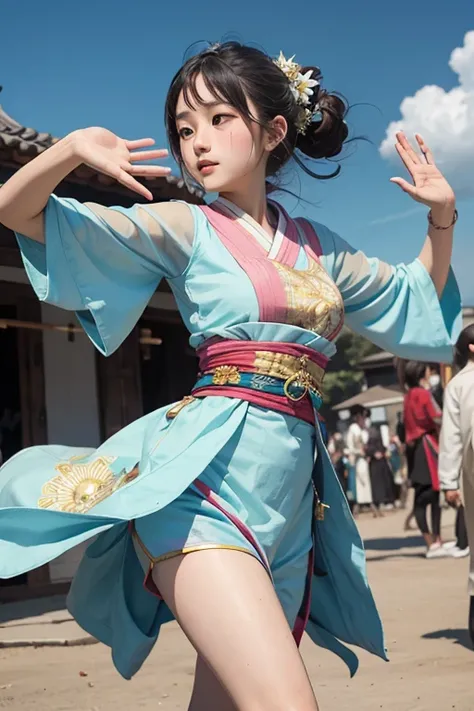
[328,407,407,518]
[327,346,472,564]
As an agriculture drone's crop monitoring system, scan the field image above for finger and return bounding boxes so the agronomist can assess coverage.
[128,165,173,176]
[117,170,154,201]
[395,143,416,175]
[129,149,169,162]
[415,134,435,165]
[124,138,156,149]
[395,131,422,165]
[390,177,419,198]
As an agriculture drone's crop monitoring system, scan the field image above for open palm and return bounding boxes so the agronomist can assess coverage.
[73,127,171,201]
[390,132,455,210]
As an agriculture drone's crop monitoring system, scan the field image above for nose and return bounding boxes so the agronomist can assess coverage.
[193,125,212,156]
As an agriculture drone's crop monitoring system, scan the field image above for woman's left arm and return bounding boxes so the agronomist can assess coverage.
[315,133,461,363]
[390,132,456,297]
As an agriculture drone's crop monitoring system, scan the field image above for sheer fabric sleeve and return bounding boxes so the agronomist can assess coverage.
[15,196,194,355]
[315,221,461,363]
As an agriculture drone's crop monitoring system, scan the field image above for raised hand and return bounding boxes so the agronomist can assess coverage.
[390,132,455,211]
[71,127,172,201]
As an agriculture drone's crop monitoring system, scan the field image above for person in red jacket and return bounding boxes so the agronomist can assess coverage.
[403,361,447,559]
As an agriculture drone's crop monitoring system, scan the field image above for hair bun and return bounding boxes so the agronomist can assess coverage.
[295,68,348,161]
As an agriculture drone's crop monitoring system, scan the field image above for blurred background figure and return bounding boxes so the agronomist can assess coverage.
[366,425,395,515]
[388,433,408,509]
[426,363,444,409]
[403,361,447,559]
[346,405,375,517]
[439,325,474,646]
[328,431,349,496]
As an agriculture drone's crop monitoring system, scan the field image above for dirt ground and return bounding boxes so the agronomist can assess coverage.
[1,506,472,711]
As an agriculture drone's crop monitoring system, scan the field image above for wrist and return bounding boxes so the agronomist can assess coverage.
[429,201,456,225]
[61,131,88,167]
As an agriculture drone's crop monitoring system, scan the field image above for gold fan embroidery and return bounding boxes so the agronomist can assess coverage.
[271,258,344,339]
[38,456,139,514]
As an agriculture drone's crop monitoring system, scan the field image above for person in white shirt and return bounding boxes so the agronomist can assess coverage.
[346,405,380,516]
[439,325,474,646]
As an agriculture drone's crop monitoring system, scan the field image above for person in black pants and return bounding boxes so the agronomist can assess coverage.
[403,361,447,559]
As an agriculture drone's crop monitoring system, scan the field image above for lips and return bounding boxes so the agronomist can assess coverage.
[197,160,218,172]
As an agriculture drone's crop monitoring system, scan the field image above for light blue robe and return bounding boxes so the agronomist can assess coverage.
[0,195,461,679]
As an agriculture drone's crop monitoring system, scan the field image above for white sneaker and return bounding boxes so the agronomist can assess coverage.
[426,544,450,559]
[443,541,458,550]
[448,546,470,559]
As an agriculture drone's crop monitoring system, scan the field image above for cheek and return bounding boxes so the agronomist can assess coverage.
[225,127,258,161]
[180,142,196,174]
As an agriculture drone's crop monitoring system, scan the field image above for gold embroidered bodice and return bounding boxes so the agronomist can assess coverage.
[271,257,344,340]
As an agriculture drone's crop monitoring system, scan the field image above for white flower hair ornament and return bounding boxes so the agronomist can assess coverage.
[273,51,321,135]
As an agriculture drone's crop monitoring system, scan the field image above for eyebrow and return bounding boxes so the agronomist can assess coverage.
[176,100,229,121]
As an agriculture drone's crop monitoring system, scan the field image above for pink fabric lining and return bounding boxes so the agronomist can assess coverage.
[193,479,271,574]
[201,205,286,324]
[292,546,315,646]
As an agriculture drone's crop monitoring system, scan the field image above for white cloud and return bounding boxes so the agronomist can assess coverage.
[380,31,474,197]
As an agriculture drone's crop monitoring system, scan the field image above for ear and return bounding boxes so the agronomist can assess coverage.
[265,115,288,152]
[469,344,474,355]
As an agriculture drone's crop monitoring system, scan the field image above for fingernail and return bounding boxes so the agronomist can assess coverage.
[164,168,172,173]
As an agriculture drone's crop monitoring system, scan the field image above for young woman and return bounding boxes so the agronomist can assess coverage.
[439,325,474,645]
[403,362,447,558]
[0,42,460,710]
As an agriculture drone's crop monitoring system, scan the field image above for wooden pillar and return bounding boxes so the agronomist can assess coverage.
[96,327,144,439]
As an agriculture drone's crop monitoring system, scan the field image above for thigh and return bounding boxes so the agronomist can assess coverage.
[189,656,236,711]
[152,548,319,711]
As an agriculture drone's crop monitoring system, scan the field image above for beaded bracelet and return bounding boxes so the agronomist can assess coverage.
[428,208,458,230]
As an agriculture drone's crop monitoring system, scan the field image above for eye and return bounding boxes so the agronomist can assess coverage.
[178,126,193,139]
[212,113,234,126]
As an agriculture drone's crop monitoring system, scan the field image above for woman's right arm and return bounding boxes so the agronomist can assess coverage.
[0,134,82,242]
[0,128,194,356]
[0,127,171,242]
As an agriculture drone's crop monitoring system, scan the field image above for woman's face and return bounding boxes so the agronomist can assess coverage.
[175,74,276,193]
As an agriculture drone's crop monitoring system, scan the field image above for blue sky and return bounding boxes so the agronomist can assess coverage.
[3,0,474,301]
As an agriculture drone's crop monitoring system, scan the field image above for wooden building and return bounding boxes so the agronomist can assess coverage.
[0,103,203,601]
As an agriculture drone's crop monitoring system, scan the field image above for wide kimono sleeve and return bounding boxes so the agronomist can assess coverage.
[15,196,194,355]
[315,221,462,363]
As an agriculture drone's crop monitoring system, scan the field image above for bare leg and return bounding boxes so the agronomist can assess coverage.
[189,656,236,711]
[152,548,319,711]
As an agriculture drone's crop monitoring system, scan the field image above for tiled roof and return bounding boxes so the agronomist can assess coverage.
[0,104,203,202]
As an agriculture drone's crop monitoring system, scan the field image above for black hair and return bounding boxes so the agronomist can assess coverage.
[350,404,366,419]
[403,361,427,390]
[454,324,474,371]
[164,41,349,189]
